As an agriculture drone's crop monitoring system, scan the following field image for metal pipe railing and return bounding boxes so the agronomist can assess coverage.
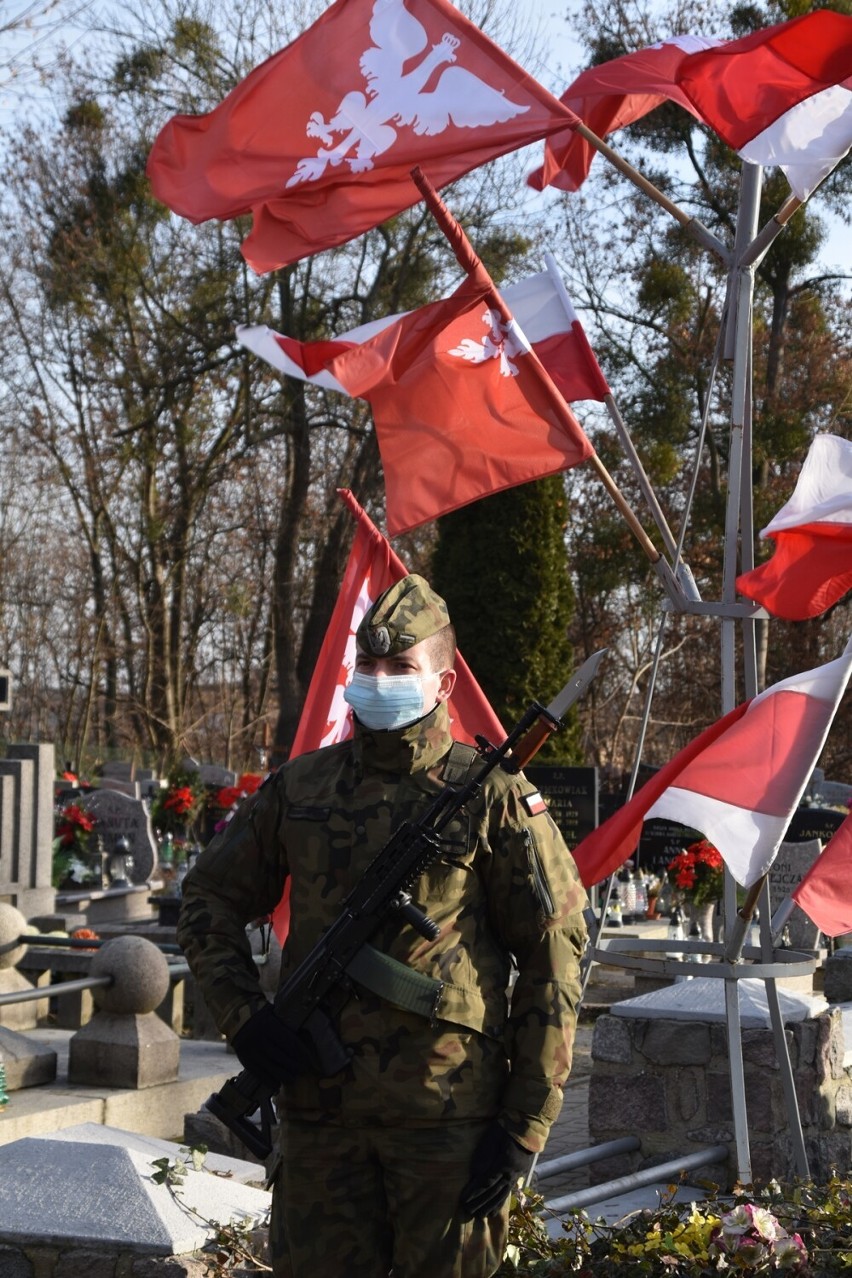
[17,934,184,955]
[535,1136,641,1181]
[0,975,113,1005]
[0,961,190,1006]
[544,1144,729,1213]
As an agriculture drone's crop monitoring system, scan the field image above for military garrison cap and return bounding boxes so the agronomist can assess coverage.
[357,574,451,657]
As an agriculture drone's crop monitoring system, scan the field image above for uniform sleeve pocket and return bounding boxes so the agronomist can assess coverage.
[523,827,557,918]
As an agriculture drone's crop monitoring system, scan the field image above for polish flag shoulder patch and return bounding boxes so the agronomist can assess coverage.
[522,790,548,817]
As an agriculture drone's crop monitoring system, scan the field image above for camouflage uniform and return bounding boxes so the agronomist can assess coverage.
[178,577,588,1278]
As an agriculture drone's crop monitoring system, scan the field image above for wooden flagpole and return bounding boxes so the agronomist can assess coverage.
[409,166,684,605]
[571,123,731,266]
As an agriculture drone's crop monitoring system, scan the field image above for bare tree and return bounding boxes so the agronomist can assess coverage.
[0,0,546,770]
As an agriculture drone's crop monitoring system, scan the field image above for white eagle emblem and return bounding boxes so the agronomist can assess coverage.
[449,308,529,377]
[286,0,530,188]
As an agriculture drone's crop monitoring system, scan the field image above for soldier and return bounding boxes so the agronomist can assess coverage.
[177,574,588,1278]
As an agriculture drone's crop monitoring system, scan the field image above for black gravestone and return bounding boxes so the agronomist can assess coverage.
[638,818,705,876]
[784,806,846,845]
[524,766,598,848]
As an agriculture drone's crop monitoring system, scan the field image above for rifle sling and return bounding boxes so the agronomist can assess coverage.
[344,744,487,1026]
[440,740,480,786]
[347,944,444,1020]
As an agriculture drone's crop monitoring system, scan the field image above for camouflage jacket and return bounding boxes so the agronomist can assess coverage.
[177,702,588,1152]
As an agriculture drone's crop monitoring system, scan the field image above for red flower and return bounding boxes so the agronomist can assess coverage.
[164,786,196,816]
[56,803,95,848]
[214,775,264,811]
[237,774,263,794]
[666,839,724,905]
[214,785,243,811]
[71,927,99,951]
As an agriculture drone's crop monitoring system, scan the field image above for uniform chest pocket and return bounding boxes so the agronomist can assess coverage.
[280,803,359,891]
[286,805,331,821]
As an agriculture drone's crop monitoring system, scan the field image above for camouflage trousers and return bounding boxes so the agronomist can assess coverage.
[270,1118,509,1277]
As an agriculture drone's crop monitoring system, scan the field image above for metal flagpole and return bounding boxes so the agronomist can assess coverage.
[527,50,849,1197]
[719,160,810,1184]
[588,158,815,1193]
[718,161,763,1185]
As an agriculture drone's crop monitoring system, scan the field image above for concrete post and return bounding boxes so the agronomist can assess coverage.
[69,936,181,1088]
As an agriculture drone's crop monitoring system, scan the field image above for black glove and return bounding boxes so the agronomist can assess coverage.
[459,1122,536,1220]
[231,1003,315,1089]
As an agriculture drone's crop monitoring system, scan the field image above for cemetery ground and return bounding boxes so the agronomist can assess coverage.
[4,916,852,1274]
[3,745,852,1271]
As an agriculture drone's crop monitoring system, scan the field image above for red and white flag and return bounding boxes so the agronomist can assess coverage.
[571,641,852,889]
[529,10,852,201]
[792,813,852,937]
[238,266,610,406]
[146,0,580,273]
[244,270,594,536]
[291,488,504,756]
[528,36,709,193]
[737,435,852,621]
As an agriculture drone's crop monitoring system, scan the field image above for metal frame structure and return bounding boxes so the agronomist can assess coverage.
[581,159,832,1189]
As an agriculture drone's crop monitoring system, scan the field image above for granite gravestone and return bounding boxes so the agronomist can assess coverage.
[97,761,141,799]
[638,818,704,877]
[81,789,157,884]
[815,780,852,808]
[768,838,823,950]
[198,764,237,788]
[525,766,598,849]
[784,806,846,845]
[0,743,56,917]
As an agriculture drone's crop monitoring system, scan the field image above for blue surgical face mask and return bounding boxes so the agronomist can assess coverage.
[343,672,428,731]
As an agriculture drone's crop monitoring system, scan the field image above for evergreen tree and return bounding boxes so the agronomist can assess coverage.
[432,475,583,764]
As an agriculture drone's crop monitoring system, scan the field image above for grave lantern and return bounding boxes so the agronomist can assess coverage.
[109,836,134,887]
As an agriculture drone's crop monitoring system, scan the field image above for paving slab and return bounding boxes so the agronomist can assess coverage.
[609,976,827,1025]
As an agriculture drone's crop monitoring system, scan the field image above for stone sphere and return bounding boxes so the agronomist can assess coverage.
[90,935,170,1014]
[0,903,28,970]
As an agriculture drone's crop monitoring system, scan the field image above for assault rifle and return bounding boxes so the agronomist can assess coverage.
[204,651,605,1160]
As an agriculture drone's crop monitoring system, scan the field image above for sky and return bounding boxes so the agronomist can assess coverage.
[526,0,586,82]
[519,0,849,282]
[0,0,847,277]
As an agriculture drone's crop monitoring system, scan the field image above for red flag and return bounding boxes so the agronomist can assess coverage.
[273,488,505,939]
[146,0,580,273]
[309,272,594,536]
[792,813,852,937]
[529,11,852,200]
[238,267,610,406]
[737,435,852,621]
[571,644,852,889]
